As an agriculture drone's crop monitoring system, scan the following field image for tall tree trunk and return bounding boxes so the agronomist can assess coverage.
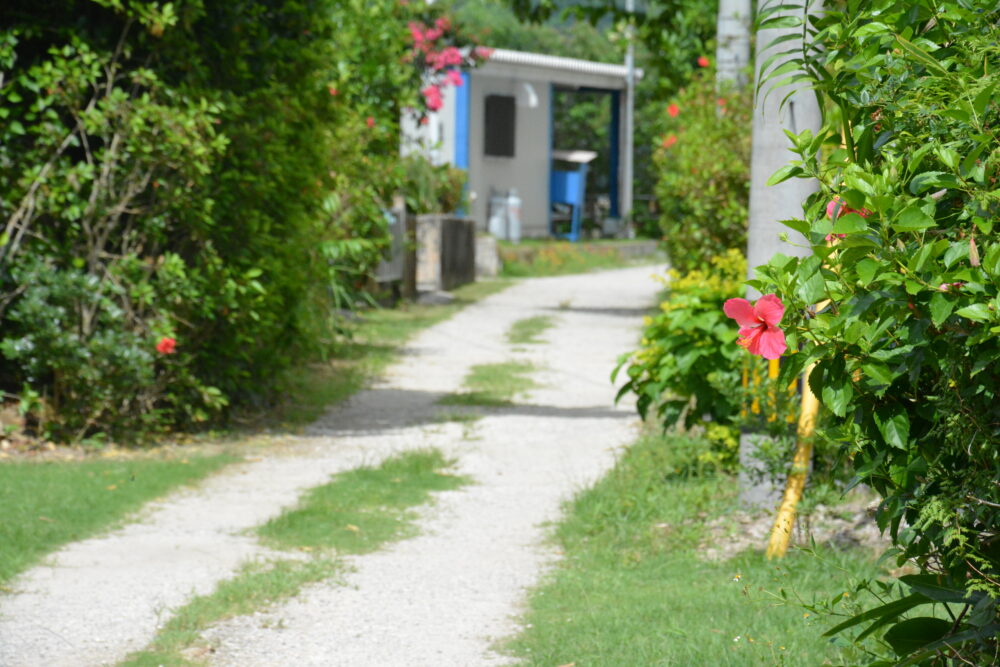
[741,0,822,508]
[715,0,752,88]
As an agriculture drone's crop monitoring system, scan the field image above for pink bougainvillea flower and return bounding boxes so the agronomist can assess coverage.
[697,55,710,67]
[662,134,677,149]
[434,16,450,31]
[422,84,443,111]
[156,337,177,355]
[445,69,463,87]
[667,103,680,118]
[474,46,494,60]
[723,294,787,360]
[441,46,463,66]
[424,26,443,42]
[407,21,425,44]
[366,116,375,128]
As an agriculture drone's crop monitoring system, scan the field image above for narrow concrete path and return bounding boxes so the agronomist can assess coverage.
[0,265,661,667]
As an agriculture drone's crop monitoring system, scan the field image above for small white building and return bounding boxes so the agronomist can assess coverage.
[402,48,633,240]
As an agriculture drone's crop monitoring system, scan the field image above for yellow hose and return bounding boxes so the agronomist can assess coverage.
[765,363,820,559]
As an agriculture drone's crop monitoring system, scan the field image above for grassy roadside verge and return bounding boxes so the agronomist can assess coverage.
[0,455,238,588]
[504,432,883,666]
[121,448,467,666]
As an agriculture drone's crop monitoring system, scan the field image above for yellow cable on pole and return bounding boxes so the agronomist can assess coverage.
[765,362,820,559]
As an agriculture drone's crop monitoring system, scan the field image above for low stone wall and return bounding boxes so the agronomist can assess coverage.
[415,214,476,292]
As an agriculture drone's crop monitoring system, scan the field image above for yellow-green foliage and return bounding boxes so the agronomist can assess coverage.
[616,250,750,470]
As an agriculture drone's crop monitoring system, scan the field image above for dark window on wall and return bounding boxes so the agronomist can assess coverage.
[484,94,516,157]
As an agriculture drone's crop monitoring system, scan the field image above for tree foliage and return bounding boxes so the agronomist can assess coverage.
[757,0,1000,661]
[654,68,752,270]
[0,0,476,441]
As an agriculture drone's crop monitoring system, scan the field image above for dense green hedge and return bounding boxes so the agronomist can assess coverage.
[0,0,472,441]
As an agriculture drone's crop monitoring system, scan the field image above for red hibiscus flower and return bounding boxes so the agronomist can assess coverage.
[697,55,710,67]
[366,116,375,128]
[826,196,872,220]
[667,103,680,118]
[662,134,677,149]
[156,337,177,355]
[723,294,787,360]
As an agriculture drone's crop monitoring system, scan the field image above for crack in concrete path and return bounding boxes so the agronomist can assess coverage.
[0,265,662,667]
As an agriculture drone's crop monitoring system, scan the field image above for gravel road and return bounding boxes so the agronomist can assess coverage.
[0,265,662,667]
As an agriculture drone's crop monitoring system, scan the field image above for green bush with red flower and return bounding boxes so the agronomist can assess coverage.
[653,66,753,272]
[744,0,1000,661]
[0,0,481,442]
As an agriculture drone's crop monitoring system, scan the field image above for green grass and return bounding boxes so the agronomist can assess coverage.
[0,455,238,587]
[434,410,483,424]
[504,432,884,666]
[123,448,470,665]
[260,279,513,429]
[438,361,537,408]
[506,315,555,345]
[119,557,340,667]
[499,239,662,277]
[257,448,470,553]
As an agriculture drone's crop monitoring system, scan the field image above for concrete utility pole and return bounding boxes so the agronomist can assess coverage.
[740,0,822,508]
[715,0,752,88]
[622,0,635,227]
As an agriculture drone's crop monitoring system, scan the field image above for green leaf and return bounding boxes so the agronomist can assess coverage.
[823,593,930,637]
[767,164,804,186]
[929,292,955,326]
[893,206,935,232]
[853,22,891,37]
[856,259,879,286]
[908,171,960,194]
[813,358,853,417]
[895,625,1000,667]
[862,362,895,386]
[796,270,826,305]
[899,574,973,604]
[874,405,910,449]
[973,84,995,118]
[832,212,868,234]
[955,303,992,322]
[884,617,952,656]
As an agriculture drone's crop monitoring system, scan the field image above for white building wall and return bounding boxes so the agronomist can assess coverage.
[467,74,551,238]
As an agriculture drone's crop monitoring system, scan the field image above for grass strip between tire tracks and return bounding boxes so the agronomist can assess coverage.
[437,361,537,408]
[506,315,555,345]
[258,448,470,553]
[121,448,469,665]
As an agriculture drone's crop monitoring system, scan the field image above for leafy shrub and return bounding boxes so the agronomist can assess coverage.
[654,71,753,272]
[0,0,482,441]
[755,0,1000,661]
[402,155,468,214]
[616,250,761,470]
